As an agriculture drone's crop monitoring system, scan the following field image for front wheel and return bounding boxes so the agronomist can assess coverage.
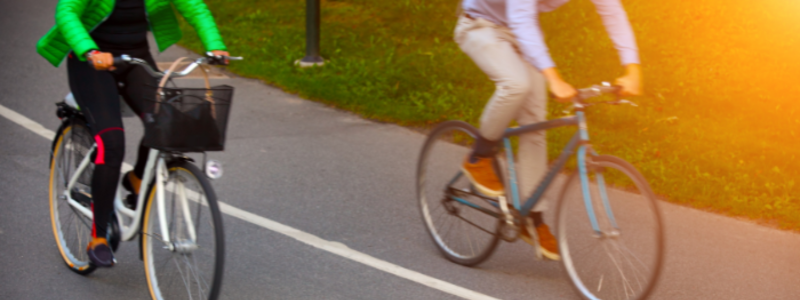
[556,155,664,300]
[142,161,225,300]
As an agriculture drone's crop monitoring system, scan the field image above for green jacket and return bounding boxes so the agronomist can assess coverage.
[37,0,227,67]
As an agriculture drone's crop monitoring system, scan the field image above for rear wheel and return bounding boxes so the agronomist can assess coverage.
[142,161,225,300]
[556,155,664,300]
[49,121,96,275]
[417,121,501,266]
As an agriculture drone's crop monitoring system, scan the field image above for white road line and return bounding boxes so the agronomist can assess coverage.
[0,104,57,140]
[219,202,500,300]
[0,103,501,300]
[0,104,136,171]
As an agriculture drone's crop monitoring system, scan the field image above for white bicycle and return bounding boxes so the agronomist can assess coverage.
[48,54,240,300]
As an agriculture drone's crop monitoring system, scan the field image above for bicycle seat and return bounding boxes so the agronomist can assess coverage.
[64,92,79,110]
[63,92,136,117]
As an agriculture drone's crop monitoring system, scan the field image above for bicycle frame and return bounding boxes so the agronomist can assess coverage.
[56,55,225,249]
[62,142,196,247]
[448,111,614,234]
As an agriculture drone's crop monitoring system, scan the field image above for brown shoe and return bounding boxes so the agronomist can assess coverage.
[462,156,504,197]
[122,171,142,208]
[122,171,141,194]
[521,223,561,261]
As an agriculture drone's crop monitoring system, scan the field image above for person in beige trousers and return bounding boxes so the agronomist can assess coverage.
[456,0,643,260]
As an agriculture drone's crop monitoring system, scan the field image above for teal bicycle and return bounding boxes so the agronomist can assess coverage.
[417,83,664,300]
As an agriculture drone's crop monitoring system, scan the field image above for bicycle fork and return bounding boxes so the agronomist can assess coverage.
[152,151,198,253]
[575,111,618,236]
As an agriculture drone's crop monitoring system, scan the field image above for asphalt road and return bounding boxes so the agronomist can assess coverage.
[2,1,800,299]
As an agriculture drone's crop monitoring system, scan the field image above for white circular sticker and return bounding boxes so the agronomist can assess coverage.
[205,159,223,179]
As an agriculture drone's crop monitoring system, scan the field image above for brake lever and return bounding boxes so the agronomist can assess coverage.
[603,82,637,107]
[204,52,244,65]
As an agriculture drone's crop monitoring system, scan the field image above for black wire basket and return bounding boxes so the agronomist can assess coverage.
[141,85,234,152]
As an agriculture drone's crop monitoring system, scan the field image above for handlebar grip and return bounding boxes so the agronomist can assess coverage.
[204,52,244,65]
[574,83,623,103]
[208,56,226,66]
[599,85,622,94]
[112,56,126,67]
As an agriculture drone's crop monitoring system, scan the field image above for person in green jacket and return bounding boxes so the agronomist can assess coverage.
[37,0,229,268]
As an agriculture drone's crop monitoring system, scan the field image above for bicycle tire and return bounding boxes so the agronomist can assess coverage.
[417,120,501,266]
[49,120,97,275]
[141,161,225,300]
[556,155,664,300]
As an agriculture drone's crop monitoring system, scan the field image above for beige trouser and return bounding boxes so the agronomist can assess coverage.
[454,15,548,211]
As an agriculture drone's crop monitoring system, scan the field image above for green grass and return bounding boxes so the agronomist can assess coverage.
[177,0,800,230]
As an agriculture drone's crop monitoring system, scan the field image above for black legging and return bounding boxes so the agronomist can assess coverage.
[67,50,155,239]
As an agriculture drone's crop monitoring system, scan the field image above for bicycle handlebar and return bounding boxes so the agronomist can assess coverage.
[572,82,637,108]
[112,53,244,80]
[575,83,621,101]
[203,51,244,65]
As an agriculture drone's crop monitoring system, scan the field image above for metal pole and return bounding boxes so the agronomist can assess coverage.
[297,0,324,67]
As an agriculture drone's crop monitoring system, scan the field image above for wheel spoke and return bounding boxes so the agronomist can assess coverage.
[171,255,194,299]
[602,241,636,298]
[190,253,212,295]
[439,210,457,241]
[612,240,650,291]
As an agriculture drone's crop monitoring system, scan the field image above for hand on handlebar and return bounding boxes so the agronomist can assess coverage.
[208,50,231,65]
[87,51,116,71]
[543,68,577,102]
[614,64,643,97]
[549,79,578,103]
